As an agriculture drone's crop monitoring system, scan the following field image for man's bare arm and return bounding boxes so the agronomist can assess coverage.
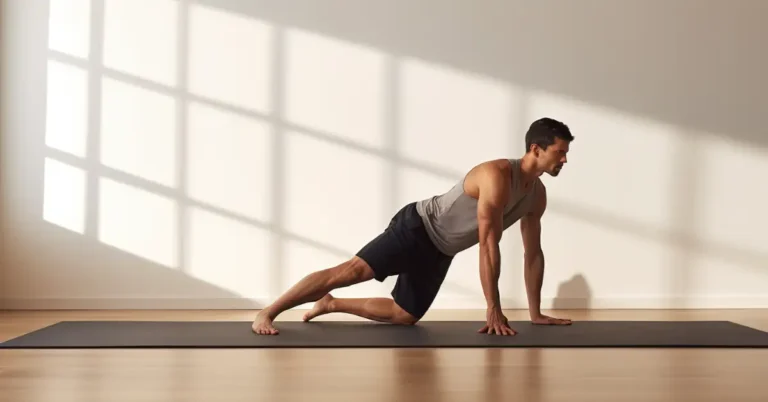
[476,166,508,311]
[521,183,546,318]
[520,183,571,325]
[474,163,516,335]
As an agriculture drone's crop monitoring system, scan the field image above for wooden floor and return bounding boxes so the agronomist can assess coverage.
[2,309,768,402]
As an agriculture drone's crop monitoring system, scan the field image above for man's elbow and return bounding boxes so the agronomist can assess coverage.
[480,229,500,246]
[478,218,502,246]
[524,247,543,260]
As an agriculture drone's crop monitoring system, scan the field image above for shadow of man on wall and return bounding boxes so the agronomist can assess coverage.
[552,273,592,310]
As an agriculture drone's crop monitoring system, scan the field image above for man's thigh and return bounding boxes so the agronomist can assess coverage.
[390,254,453,320]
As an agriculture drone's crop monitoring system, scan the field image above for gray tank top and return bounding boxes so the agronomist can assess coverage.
[415,159,540,256]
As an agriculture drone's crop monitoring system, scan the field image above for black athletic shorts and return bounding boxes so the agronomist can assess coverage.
[355,202,453,320]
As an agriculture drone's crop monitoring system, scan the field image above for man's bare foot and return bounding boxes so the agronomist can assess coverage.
[252,310,279,335]
[303,294,335,322]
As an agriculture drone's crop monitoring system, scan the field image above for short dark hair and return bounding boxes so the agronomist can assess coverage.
[525,117,574,152]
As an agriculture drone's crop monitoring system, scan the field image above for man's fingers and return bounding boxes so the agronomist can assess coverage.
[531,316,572,325]
[478,323,517,335]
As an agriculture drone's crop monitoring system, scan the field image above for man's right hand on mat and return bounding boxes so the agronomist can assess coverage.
[478,308,517,335]
[531,314,572,326]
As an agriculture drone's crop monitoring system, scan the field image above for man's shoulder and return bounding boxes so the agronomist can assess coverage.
[463,159,514,199]
[469,159,514,177]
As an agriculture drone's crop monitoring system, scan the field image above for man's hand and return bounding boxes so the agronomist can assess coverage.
[531,314,572,325]
[478,308,517,335]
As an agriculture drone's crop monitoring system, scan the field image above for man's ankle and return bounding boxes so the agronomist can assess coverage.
[258,307,278,320]
[327,298,337,313]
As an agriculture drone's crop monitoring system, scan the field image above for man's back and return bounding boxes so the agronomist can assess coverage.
[415,158,541,256]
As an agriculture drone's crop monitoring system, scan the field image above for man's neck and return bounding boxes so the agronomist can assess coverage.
[518,154,541,188]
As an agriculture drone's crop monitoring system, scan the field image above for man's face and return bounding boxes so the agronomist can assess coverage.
[535,138,570,177]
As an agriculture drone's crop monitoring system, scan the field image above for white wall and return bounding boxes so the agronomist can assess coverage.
[0,0,5,306]
[2,0,767,310]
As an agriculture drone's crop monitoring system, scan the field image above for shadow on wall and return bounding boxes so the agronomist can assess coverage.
[3,221,258,309]
[202,0,768,149]
[552,274,592,310]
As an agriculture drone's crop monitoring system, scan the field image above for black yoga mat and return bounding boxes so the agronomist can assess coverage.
[2,320,768,349]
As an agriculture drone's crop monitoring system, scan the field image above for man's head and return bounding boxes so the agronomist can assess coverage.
[525,117,574,177]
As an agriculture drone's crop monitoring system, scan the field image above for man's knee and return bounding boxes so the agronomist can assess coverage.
[331,257,375,287]
[391,303,419,325]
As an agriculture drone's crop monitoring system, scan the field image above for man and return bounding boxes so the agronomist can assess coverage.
[253,117,574,336]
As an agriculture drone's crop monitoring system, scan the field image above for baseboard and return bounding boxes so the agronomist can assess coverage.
[3,296,768,310]
[433,296,768,309]
[1,298,267,310]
